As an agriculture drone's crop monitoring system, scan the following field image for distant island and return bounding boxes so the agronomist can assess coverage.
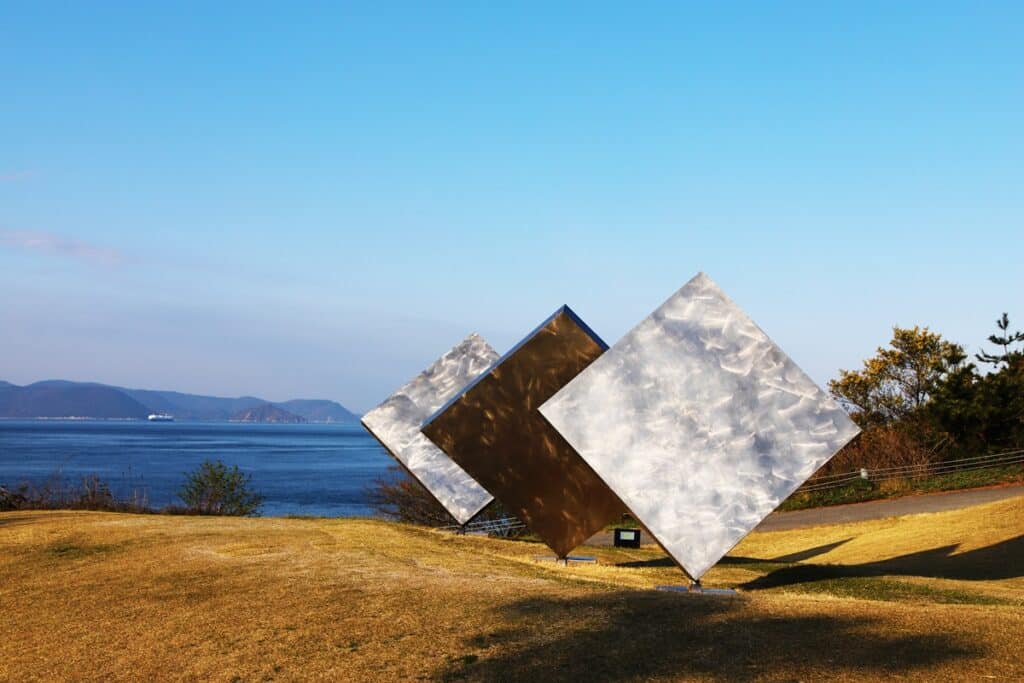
[0,380,360,424]
[229,402,306,424]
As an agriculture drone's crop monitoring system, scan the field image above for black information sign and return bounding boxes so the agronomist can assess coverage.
[613,528,641,548]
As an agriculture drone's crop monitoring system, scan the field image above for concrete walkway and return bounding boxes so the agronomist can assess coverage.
[585,484,1024,546]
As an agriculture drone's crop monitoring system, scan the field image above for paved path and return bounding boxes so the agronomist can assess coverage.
[585,484,1024,547]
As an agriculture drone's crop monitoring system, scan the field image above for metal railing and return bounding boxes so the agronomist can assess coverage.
[799,448,1024,493]
[437,516,526,537]
[437,449,1024,532]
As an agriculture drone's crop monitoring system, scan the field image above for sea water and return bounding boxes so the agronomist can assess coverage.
[0,420,393,516]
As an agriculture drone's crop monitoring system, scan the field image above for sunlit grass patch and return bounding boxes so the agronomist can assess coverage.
[777,575,1014,605]
[1,495,1023,681]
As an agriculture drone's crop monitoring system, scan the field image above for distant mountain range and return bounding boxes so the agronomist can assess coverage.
[230,403,307,424]
[0,380,360,423]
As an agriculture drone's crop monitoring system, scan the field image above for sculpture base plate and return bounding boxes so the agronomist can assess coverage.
[533,555,597,565]
[656,585,738,596]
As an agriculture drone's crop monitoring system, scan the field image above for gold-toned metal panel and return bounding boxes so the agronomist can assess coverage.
[421,307,623,558]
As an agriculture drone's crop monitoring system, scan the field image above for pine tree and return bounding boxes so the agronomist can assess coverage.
[975,313,1024,367]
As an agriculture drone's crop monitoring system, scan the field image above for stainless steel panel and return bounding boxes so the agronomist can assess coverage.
[361,333,498,525]
[540,273,860,579]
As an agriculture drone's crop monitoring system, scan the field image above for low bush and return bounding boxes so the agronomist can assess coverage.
[0,475,150,513]
[2,460,264,516]
[367,464,518,529]
[178,460,263,516]
[816,425,939,478]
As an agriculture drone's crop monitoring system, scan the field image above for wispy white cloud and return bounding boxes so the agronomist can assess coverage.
[0,171,36,182]
[0,228,124,266]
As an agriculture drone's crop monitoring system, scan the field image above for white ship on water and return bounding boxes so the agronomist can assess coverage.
[147,413,174,422]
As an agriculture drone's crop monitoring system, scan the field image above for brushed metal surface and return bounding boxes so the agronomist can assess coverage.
[361,333,498,525]
[540,273,861,579]
[422,307,623,558]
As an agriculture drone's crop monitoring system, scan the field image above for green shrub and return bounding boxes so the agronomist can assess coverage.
[178,460,263,516]
[0,484,29,511]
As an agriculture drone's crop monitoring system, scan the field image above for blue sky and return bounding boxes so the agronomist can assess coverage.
[2,2,1021,412]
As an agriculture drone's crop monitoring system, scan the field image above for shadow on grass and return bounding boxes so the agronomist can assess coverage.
[616,556,676,568]
[0,513,49,529]
[438,591,980,682]
[616,538,853,570]
[771,538,853,563]
[43,538,130,560]
[743,535,1024,590]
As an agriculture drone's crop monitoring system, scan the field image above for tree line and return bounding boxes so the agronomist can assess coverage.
[1,459,263,516]
[825,312,1024,475]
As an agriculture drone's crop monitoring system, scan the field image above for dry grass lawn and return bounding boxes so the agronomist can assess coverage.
[2,496,1022,681]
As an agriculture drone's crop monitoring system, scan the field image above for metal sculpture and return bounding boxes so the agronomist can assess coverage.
[422,307,623,559]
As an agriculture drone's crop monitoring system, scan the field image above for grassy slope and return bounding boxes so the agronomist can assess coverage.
[1,498,1022,682]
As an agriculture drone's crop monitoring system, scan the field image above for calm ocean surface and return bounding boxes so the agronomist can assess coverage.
[0,420,393,517]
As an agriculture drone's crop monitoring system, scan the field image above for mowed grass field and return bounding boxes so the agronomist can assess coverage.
[2,497,1022,682]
